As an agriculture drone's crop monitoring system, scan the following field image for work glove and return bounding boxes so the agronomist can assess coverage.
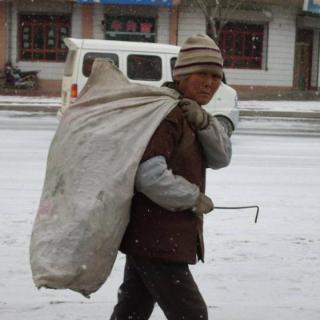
[192,193,214,214]
[179,98,210,130]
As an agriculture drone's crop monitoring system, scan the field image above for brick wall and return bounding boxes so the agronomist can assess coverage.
[38,79,62,94]
[168,6,179,45]
[82,4,93,39]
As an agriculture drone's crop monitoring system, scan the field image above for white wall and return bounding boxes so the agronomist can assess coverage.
[157,7,170,44]
[93,4,105,39]
[225,5,297,88]
[177,2,206,45]
[72,4,82,39]
[176,3,298,88]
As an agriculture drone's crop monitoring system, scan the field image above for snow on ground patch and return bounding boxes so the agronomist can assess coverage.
[0,95,61,106]
[0,113,320,320]
[239,100,320,112]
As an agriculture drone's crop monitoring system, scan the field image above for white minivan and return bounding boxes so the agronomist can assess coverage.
[59,38,239,136]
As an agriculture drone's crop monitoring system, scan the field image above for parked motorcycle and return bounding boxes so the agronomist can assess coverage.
[4,63,39,89]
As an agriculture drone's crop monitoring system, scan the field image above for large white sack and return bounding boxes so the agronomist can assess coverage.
[30,59,179,297]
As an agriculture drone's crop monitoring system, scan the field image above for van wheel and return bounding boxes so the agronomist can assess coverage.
[215,116,233,137]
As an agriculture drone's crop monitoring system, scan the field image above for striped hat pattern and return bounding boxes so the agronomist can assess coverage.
[173,34,223,79]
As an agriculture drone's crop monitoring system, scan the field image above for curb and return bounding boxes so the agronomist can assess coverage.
[240,110,320,119]
[0,104,59,113]
[1,104,320,120]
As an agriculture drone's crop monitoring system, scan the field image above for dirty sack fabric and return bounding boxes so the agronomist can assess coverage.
[29,59,180,297]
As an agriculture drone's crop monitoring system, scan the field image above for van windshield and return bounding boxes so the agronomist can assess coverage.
[64,50,76,77]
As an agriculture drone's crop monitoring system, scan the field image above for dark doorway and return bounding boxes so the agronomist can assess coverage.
[293,29,313,90]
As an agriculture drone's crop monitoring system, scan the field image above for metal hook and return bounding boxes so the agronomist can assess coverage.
[215,205,260,223]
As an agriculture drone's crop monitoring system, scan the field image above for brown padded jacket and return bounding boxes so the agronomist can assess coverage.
[120,105,206,264]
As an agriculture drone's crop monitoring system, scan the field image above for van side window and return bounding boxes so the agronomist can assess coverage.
[127,55,162,81]
[83,52,119,77]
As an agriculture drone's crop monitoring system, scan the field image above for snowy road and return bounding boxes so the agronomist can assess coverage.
[0,112,319,320]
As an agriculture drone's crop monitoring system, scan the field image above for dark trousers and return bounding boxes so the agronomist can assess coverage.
[110,255,208,320]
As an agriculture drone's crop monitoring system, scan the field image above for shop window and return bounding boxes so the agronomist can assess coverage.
[19,15,70,62]
[127,55,162,81]
[219,22,264,69]
[83,52,119,77]
[105,16,156,42]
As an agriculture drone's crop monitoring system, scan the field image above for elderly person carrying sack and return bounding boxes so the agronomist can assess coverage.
[110,34,232,320]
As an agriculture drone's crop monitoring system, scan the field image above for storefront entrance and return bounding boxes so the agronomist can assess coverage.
[293,29,313,90]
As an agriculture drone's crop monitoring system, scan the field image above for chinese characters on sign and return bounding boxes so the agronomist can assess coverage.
[109,17,154,33]
[126,20,137,32]
[111,19,122,31]
[106,16,156,42]
[140,22,152,33]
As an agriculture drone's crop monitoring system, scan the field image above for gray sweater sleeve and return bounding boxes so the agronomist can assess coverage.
[197,115,232,169]
[135,156,200,212]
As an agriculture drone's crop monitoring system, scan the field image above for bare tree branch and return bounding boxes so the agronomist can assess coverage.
[195,0,247,41]
[195,0,219,40]
[212,0,220,18]
[217,0,245,36]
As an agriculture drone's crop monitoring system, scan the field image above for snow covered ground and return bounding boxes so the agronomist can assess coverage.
[0,111,319,320]
[0,95,62,106]
[238,100,320,113]
[1,95,320,113]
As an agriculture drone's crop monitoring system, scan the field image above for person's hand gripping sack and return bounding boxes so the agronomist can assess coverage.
[179,98,210,130]
[192,193,214,214]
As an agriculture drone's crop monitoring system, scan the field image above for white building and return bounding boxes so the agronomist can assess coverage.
[0,0,319,95]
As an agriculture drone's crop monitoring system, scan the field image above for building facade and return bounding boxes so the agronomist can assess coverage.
[0,0,319,95]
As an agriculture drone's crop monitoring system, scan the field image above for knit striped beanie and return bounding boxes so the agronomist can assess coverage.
[173,34,223,79]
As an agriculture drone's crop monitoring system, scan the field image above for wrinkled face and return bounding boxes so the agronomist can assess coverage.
[177,72,221,105]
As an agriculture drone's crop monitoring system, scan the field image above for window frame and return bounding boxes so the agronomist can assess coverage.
[219,21,266,70]
[18,14,71,62]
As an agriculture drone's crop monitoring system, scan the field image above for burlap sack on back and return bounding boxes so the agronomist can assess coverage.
[30,59,179,297]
